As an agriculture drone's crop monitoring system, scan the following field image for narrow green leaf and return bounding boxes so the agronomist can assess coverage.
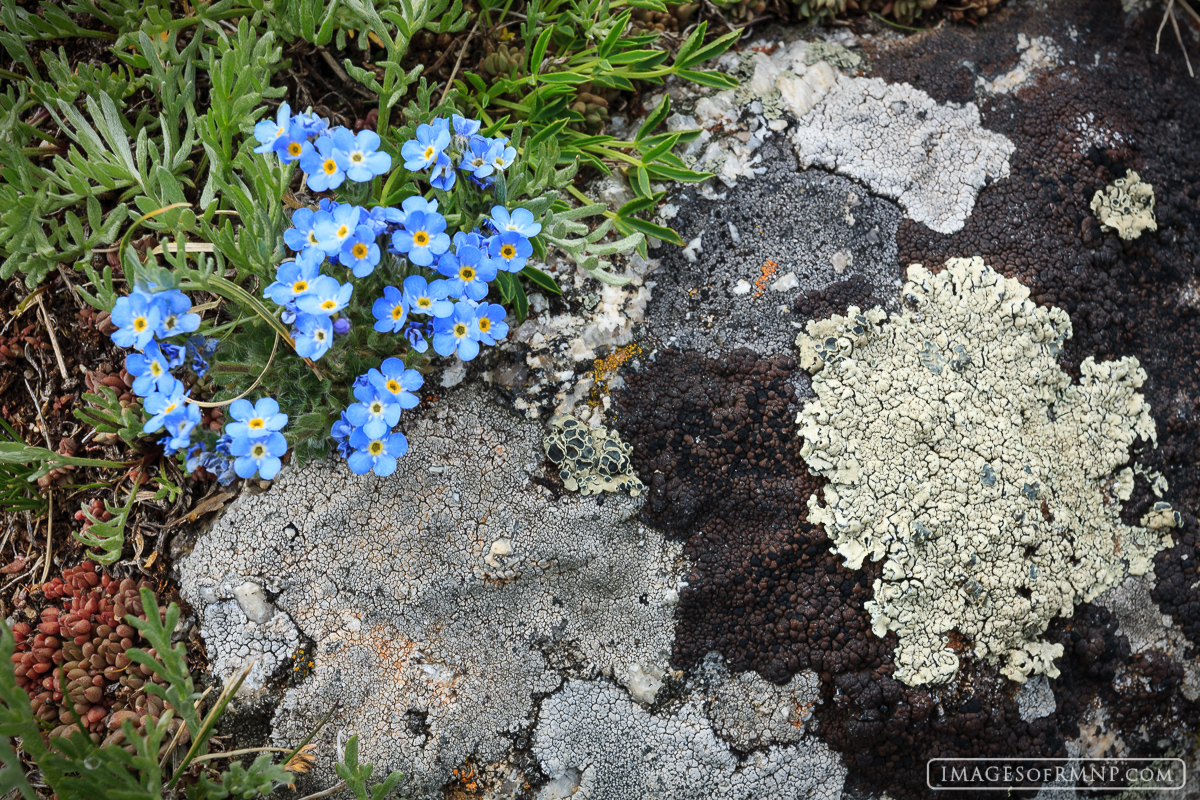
[519,264,562,295]
[616,214,685,245]
[637,94,671,141]
[530,26,555,76]
[598,11,632,60]
[676,68,738,89]
[675,28,742,69]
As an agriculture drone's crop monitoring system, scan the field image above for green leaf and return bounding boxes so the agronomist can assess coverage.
[673,20,707,66]
[530,26,554,76]
[72,475,142,565]
[632,165,652,198]
[645,161,713,182]
[636,93,671,141]
[510,277,530,322]
[676,68,738,89]
[537,72,589,85]
[529,117,569,150]
[520,263,562,295]
[597,11,632,60]
[495,270,518,304]
[674,27,742,69]
[616,214,685,245]
[617,192,665,216]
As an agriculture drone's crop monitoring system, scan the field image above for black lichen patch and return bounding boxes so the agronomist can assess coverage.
[613,348,886,683]
[613,348,1072,798]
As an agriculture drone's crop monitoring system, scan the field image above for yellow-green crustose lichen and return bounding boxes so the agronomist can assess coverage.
[1091,170,1157,241]
[544,415,645,496]
[795,257,1173,687]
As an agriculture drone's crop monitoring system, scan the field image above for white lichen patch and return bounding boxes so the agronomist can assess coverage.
[1091,170,1157,241]
[976,34,1060,95]
[191,579,300,696]
[533,678,844,800]
[695,653,820,749]
[791,78,1015,234]
[180,390,684,796]
[544,415,645,496]
[795,257,1171,687]
[1097,571,1200,702]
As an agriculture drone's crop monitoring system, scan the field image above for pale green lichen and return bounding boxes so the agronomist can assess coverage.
[795,257,1172,687]
[544,415,645,496]
[804,41,862,70]
[1091,170,1157,241]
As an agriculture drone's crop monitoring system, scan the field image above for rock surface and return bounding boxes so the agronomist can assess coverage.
[183,0,1200,796]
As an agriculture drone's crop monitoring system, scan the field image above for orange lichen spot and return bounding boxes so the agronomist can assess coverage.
[587,344,642,406]
[447,765,484,798]
[753,260,778,298]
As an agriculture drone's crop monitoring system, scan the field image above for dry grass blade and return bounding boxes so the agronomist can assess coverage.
[1157,0,1198,76]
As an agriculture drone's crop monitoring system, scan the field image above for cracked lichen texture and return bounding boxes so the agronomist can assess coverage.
[792,77,1015,234]
[693,653,820,750]
[1091,170,1157,241]
[180,390,684,798]
[533,678,844,800]
[795,257,1170,687]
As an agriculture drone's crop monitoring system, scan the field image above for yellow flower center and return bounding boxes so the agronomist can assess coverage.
[453,323,467,337]
[164,403,177,414]
[307,231,318,244]
[149,362,162,376]
[323,159,337,175]
[386,379,401,393]
[249,418,265,430]
[275,126,285,137]
[252,443,266,457]
[423,146,435,161]
[500,244,516,259]
[391,305,404,320]
[321,299,336,311]
[459,267,475,281]
[413,231,429,247]
[351,152,364,163]
[352,243,368,259]
[133,317,147,332]
[292,280,308,293]
[479,317,491,332]
[288,141,302,156]
[417,298,431,309]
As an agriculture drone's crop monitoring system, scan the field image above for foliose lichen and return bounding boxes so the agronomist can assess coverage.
[544,414,645,496]
[795,257,1171,686]
[1090,170,1157,241]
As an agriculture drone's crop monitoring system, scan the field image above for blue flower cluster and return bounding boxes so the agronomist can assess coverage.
[109,286,207,454]
[254,103,391,191]
[400,115,515,191]
[329,358,422,476]
[368,199,527,360]
[185,397,289,485]
[258,111,545,476]
[109,285,288,483]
